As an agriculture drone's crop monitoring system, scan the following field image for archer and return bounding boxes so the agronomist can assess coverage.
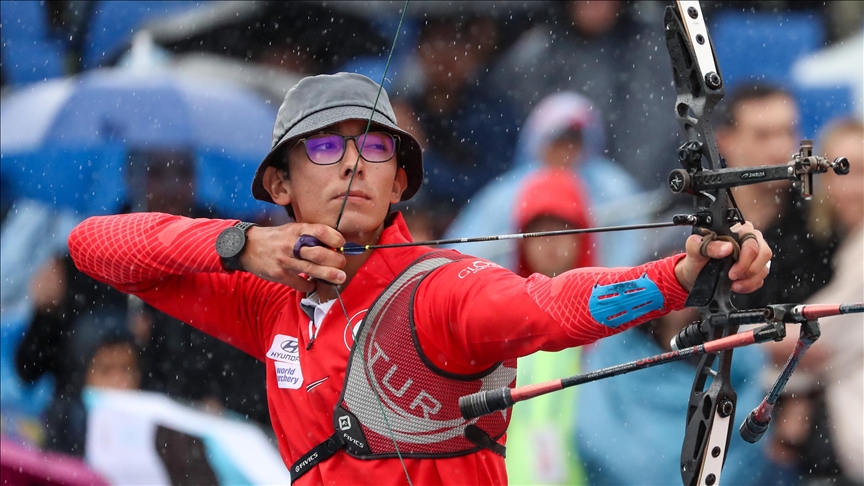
[66,71,773,485]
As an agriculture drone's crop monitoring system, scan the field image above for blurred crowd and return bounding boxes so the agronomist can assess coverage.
[1,1,862,484]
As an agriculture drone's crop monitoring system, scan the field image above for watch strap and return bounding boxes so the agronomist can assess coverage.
[234,221,257,233]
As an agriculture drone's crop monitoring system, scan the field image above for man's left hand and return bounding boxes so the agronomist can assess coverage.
[675,221,773,293]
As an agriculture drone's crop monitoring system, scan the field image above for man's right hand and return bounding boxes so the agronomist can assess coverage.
[240,223,346,292]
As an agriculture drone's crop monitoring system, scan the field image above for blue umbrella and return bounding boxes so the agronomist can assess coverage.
[0,68,278,218]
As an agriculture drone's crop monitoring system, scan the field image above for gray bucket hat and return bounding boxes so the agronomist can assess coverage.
[251,72,423,203]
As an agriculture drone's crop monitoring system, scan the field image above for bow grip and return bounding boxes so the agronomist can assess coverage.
[684,258,729,308]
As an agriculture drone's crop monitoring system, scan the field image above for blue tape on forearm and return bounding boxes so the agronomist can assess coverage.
[588,274,664,328]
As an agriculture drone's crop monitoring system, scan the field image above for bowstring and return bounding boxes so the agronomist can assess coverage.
[333,2,408,232]
[330,2,413,484]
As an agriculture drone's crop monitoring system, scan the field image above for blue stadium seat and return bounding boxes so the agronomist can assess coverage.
[0,1,66,85]
[796,86,854,140]
[81,1,202,70]
[711,10,825,88]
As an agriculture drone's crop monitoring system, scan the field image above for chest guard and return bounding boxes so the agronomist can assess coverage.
[291,251,517,482]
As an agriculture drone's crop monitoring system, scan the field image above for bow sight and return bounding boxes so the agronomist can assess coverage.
[669,139,850,199]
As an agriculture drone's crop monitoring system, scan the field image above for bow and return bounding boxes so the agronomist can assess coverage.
[665,3,742,484]
[663,2,854,484]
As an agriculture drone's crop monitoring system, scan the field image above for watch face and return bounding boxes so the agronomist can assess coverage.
[216,227,245,258]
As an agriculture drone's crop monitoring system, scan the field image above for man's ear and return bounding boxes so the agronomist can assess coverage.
[262,166,292,205]
[390,167,408,204]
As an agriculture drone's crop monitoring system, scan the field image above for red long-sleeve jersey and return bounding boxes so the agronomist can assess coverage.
[68,211,688,485]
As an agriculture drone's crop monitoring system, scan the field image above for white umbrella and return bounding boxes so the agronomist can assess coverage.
[84,388,290,485]
[793,29,864,122]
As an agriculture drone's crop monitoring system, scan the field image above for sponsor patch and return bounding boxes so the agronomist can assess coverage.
[275,360,303,389]
[457,260,501,279]
[268,334,303,389]
[267,334,301,363]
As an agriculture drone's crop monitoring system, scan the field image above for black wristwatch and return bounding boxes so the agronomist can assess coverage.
[216,221,258,271]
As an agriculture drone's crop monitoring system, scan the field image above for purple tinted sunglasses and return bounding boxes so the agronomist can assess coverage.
[296,131,400,165]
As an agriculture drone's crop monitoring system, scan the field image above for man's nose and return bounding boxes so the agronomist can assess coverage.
[767,135,797,165]
[340,138,365,175]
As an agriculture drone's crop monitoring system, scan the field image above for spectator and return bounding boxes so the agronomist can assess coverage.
[765,118,864,483]
[444,91,647,269]
[0,197,80,325]
[505,168,592,485]
[23,309,140,455]
[16,149,269,438]
[488,1,681,186]
[133,150,270,424]
[713,82,836,310]
[393,13,520,221]
[0,194,81,435]
[512,169,596,279]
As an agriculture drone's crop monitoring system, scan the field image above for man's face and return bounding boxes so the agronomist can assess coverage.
[823,131,864,232]
[281,120,407,239]
[86,343,140,390]
[569,1,622,38]
[418,23,482,90]
[542,132,584,169]
[146,159,196,215]
[522,215,583,277]
[718,94,799,170]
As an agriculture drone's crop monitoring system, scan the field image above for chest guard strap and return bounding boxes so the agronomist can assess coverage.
[290,251,517,482]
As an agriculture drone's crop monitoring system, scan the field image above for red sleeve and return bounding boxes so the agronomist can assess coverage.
[68,212,232,288]
[413,255,689,374]
[67,213,289,360]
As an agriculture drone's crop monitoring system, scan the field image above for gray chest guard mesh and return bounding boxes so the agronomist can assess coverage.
[290,251,517,482]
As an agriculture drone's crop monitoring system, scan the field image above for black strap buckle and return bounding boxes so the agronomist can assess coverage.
[289,433,344,482]
[464,424,506,457]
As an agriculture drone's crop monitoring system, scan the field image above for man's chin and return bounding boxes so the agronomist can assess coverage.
[336,218,386,243]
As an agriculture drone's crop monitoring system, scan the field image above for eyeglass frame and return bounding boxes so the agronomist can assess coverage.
[291,131,402,166]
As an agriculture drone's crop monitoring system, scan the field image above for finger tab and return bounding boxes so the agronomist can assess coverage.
[293,235,326,260]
